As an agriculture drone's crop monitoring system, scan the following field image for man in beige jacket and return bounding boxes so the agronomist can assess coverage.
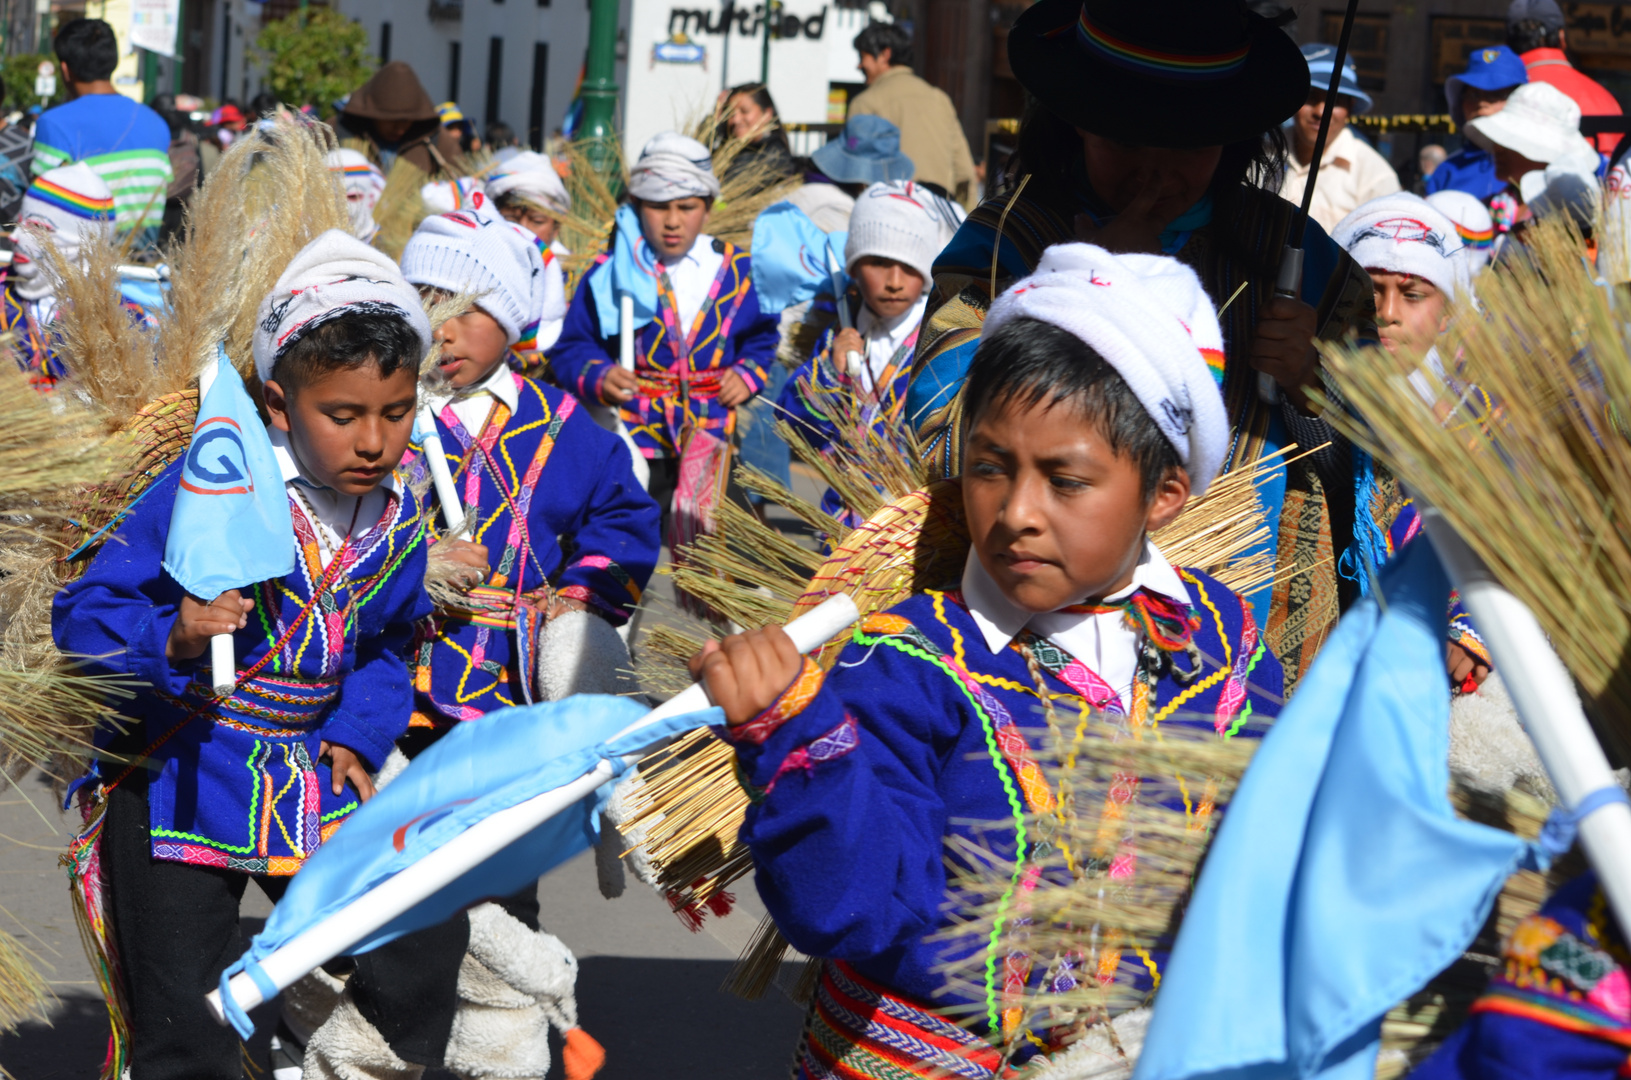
[1276,42,1400,233]
[848,22,979,208]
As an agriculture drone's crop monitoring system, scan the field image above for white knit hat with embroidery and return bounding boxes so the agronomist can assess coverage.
[252,229,433,382]
[1331,192,1469,300]
[400,203,548,348]
[326,148,386,244]
[983,243,1229,496]
[13,162,116,300]
[487,150,572,216]
[843,181,945,283]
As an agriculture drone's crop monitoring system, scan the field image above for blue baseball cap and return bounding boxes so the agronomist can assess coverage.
[811,114,914,184]
[1301,42,1373,115]
[1446,45,1528,123]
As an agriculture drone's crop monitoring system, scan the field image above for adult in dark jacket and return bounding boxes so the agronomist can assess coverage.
[338,61,463,175]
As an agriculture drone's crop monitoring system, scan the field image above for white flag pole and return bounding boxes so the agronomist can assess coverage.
[204,593,860,1023]
[1420,508,1631,942]
[193,359,239,695]
[619,293,636,373]
[416,406,467,539]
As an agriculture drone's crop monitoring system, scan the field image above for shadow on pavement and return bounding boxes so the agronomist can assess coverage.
[2,955,804,1080]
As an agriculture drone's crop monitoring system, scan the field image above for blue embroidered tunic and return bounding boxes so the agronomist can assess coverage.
[402,370,660,725]
[723,568,1284,1029]
[53,460,432,875]
[546,241,779,457]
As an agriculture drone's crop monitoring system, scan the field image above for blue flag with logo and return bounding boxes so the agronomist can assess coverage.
[750,200,848,313]
[1132,538,1536,1080]
[588,203,660,340]
[161,347,294,601]
[215,693,722,1038]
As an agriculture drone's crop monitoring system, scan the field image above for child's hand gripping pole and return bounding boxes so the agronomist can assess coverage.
[416,406,467,539]
[1420,508,1631,944]
[826,251,864,379]
[203,593,861,1026]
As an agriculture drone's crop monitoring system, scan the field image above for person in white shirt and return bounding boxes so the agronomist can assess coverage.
[1275,43,1401,234]
[778,180,949,524]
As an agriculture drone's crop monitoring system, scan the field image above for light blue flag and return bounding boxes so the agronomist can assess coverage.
[215,693,722,1037]
[750,200,849,313]
[587,203,660,339]
[161,347,294,601]
[1133,538,1535,1080]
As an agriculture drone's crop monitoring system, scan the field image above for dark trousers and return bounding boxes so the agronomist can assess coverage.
[104,779,470,1079]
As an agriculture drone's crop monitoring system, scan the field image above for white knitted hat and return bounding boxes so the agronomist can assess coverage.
[1331,193,1469,301]
[400,206,547,348]
[486,150,571,216]
[1424,190,1495,276]
[252,229,433,382]
[627,132,720,203]
[983,244,1229,496]
[13,162,116,300]
[420,176,483,215]
[843,181,945,282]
[326,148,386,243]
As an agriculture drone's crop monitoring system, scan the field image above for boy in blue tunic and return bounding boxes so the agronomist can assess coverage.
[54,232,440,1080]
[692,245,1285,1076]
[779,181,943,528]
[548,132,779,531]
[398,205,660,727]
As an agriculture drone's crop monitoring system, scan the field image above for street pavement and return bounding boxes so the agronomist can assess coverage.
[0,465,832,1079]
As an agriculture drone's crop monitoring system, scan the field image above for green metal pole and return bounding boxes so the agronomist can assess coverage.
[575,0,620,179]
[142,47,155,103]
[760,0,773,84]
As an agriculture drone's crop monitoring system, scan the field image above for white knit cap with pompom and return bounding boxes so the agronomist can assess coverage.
[982,243,1229,496]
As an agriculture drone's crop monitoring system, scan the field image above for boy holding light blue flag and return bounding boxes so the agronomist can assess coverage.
[53,230,443,1080]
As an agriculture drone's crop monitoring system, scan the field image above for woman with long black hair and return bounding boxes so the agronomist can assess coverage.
[907,0,1379,685]
[716,82,797,191]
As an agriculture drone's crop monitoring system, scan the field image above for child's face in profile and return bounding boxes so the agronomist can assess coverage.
[1368,270,1448,365]
[853,256,925,322]
[637,197,710,260]
[436,306,511,389]
[962,395,1189,613]
[264,363,419,498]
[500,203,560,245]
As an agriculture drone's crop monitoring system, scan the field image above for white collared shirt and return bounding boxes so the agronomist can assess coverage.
[852,294,928,393]
[961,540,1191,712]
[658,232,725,337]
[268,424,401,566]
[423,358,520,440]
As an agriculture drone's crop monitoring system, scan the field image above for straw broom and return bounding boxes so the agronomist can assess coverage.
[1316,211,1627,1075]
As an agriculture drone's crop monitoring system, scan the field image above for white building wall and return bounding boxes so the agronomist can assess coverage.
[190,0,629,150]
[622,0,876,161]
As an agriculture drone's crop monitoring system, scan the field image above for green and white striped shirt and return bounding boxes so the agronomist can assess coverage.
[30,95,175,232]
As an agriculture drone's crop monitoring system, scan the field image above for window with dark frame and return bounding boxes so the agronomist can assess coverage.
[486,37,504,127]
[1428,17,1507,86]
[1320,11,1390,92]
[380,21,392,64]
[529,42,548,149]
[449,40,462,104]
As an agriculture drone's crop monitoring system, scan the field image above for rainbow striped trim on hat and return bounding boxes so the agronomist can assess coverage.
[1075,11,1250,81]
[514,317,541,353]
[533,236,556,266]
[1454,221,1495,250]
[1200,347,1226,386]
[27,176,115,221]
[334,163,376,179]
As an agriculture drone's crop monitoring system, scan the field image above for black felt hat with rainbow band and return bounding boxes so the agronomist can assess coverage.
[1007,0,1309,148]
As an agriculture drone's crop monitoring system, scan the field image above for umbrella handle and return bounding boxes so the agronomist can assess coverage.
[1259,245,1305,405]
[203,593,862,1027]
[1421,508,1631,944]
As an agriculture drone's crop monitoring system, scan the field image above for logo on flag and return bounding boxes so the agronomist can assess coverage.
[181,417,254,495]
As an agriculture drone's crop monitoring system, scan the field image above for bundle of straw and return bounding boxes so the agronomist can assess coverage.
[371,156,432,262]
[1319,213,1631,762]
